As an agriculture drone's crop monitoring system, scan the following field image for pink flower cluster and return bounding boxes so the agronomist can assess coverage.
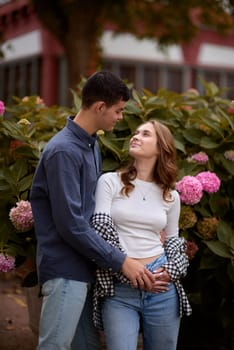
[176,176,203,205]
[187,88,199,96]
[224,150,234,161]
[191,151,209,164]
[195,171,221,193]
[176,171,221,205]
[0,254,15,272]
[186,240,199,260]
[9,200,34,232]
[0,100,5,115]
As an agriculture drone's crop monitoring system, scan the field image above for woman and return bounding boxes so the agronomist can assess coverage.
[91,120,192,350]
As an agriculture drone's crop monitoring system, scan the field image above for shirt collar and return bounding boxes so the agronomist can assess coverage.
[66,115,98,147]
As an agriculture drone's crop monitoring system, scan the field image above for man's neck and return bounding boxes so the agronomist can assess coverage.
[73,110,97,135]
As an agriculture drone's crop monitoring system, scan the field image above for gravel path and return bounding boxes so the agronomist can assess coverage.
[0,273,36,350]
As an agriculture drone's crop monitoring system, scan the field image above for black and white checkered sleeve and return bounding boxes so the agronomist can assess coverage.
[90,212,129,329]
[162,237,189,281]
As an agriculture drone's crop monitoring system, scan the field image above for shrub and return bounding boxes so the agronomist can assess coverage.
[0,80,233,348]
[97,81,234,349]
[0,96,71,284]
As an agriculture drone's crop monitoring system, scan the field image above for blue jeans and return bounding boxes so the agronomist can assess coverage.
[102,254,180,350]
[37,278,101,350]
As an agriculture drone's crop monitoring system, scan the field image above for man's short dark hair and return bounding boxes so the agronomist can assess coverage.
[81,71,130,108]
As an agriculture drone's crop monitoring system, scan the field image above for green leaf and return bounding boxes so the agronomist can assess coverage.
[125,100,142,115]
[204,240,233,259]
[99,135,122,159]
[217,221,234,249]
[174,138,186,153]
[199,115,224,137]
[18,174,33,193]
[203,80,220,96]
[124,114,141,132]
[209,194,229,216]
[217,106,234,129]
[220,156,234,175]
[2,167,18,185]
[102,158,120,172]
[14,146,36,158]
[200,137,220,149]
[227,261,234,283]
[199,250,225,269]
[131,90,144,109]
[0,180,11,191]
[12,159,28,181]
[183,129,205,145]
[70,89,81,112]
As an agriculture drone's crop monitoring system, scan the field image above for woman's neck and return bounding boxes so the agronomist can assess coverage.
[134,161,154,182]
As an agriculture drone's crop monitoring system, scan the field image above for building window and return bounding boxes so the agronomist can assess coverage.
[202,70,221,86]
[119,64,136,85]
[143,66,160,93]
[165,67,183,93]
[0,56,41,103]
[226,74,234,99]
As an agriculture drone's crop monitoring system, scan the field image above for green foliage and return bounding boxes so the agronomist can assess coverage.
[0,95,72,285]
[97,82,234,349]
[0,81,233,346]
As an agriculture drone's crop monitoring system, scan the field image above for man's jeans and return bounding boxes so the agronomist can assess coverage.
[102,254,180,350]
[36,278,101,350]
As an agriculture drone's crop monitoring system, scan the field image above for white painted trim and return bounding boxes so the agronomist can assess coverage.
[100,30,183,63]
[198,43,234,67]
[1,30,41,62]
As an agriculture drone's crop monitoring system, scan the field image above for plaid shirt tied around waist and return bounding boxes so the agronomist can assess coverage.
[91,212,192,329]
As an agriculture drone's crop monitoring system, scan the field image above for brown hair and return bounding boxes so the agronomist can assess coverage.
[119,120,178,201]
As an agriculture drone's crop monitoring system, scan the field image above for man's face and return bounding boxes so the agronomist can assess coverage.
[98,100,126,132]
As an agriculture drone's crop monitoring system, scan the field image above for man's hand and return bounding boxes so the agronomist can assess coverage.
[121,256,155,290]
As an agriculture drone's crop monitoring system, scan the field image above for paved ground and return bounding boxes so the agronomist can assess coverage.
[0,273,143,350]
[0,272,36,350]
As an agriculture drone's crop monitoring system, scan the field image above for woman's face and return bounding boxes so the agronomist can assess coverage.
[129,122,158,159]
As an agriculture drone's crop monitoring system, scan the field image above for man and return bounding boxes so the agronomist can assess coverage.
[30,71,155,350]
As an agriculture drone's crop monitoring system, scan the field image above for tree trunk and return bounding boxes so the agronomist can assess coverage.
[63,17,101,93]
[32,0,104,101]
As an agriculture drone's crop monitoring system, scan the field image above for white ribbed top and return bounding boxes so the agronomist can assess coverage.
[94,172,180,258]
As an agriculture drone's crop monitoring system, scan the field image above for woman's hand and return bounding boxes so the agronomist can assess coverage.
[151,267,171,293]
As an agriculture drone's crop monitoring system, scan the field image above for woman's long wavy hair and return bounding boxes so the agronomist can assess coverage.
[119,120,178,201]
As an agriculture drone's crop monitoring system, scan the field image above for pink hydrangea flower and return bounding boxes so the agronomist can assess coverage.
[224,150,234,161]
[0,254,15,272]
[187,88,199,96]
[9,200,34,232]
[186,240,199,260]
[0,100,5,115]
[176,175,203,205]
[191,152,209,164]
[227,100,234,114]
[196,171,221,193]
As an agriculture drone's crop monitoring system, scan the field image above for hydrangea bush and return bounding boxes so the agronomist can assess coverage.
[0,96,72,283]
[96,81,234,349]
[0,80,233,348]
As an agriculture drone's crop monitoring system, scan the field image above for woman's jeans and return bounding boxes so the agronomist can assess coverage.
[36,278,102,350]
[102,254,180,350]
